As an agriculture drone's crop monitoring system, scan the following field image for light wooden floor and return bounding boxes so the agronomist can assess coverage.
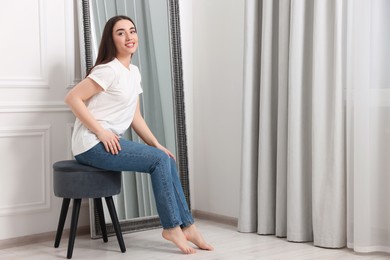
[0,219,388,259]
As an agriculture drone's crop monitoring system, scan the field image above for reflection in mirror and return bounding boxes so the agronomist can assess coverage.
[78,0,190,237]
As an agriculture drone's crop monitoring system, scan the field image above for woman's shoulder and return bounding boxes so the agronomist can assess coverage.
[129,64,141,83]
[129,63,140,72]
[91,59,117,74]
[88,60,118,89]
[130,64,141,77]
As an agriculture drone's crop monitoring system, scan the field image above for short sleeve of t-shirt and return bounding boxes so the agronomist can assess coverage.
[87,64,116,91]
[132,65,143,95]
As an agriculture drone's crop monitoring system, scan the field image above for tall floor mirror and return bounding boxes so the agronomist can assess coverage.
[77,0,190,237]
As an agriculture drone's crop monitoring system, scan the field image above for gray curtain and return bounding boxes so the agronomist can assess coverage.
[239,0,390,253]
[238,0,346,248]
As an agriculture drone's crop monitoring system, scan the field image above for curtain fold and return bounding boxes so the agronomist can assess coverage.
[238,0,261,233]
[311,0,346,247]
[287,0,315,243]
[257,0,278,235]
[274,0,289,238]
[239,0,390,252]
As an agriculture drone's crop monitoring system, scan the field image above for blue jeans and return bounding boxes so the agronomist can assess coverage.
[75,139,194,229]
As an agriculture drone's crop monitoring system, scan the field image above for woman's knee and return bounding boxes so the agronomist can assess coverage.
[153,148,170,161]
[169,157,178,170]
[148,148,171,171]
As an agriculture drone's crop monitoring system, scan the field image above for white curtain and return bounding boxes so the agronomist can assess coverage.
[239,0,390,253]
[346,0,390,253]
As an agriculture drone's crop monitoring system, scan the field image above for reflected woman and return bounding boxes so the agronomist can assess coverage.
[65,15,213,254]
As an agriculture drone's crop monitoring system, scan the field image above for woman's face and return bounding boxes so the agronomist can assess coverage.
[112,19,138,58]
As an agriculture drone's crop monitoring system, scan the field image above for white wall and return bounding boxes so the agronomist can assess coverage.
[189,0,245,218]
[0,0,87,240]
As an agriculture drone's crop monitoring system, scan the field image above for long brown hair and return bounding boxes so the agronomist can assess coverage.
[87,15,137,75]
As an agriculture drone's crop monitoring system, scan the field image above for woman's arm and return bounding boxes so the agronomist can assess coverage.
[64,78,121,154]
[131,97,175,159]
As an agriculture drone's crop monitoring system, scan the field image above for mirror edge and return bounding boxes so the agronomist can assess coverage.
[167,0,191,209]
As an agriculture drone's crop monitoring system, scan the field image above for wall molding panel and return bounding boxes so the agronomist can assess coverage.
[0,102,70,113]
[65,0,82,90]
[66,123,74,160]
[0,125,51,216]
[0,0,48,88]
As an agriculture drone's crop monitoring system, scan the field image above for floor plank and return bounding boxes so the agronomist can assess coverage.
[0,219,388,259]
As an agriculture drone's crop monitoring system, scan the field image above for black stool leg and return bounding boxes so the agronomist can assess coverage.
[67,199,81,259]
[105,196,126,253]
[54,198,71,248]
[94,198,108,242]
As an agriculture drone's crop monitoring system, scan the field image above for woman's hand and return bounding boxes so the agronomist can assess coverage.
[131,98,176,160]
[156,143,176,161]
[96,129,121,154]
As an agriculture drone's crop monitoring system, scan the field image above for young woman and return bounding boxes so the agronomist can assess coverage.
[65,15,213,254]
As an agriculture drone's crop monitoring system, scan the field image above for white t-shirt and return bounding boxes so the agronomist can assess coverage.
[71,58,143,156]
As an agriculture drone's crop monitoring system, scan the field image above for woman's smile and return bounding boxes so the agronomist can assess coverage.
[125,41,135,48]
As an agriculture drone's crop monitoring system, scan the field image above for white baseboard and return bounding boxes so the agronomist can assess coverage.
[0,226,90,250]
[192,210,238,227]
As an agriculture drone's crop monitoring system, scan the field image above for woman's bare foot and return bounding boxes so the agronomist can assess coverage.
[162,227,196,254]
[183,224,214,251]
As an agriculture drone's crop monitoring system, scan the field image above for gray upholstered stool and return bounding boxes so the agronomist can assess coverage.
[53,160,125,259]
